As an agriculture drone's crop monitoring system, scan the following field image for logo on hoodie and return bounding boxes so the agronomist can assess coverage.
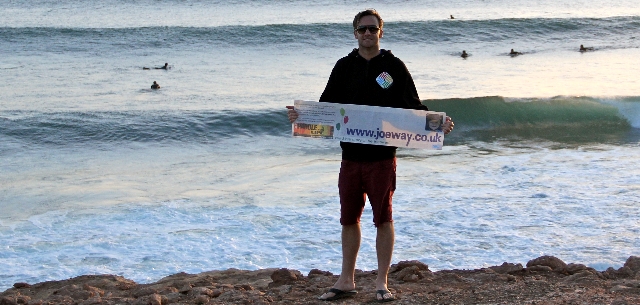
[376,72,393,89]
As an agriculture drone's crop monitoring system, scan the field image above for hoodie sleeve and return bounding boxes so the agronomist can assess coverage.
[397,59,429,111]
[319,57,348,103]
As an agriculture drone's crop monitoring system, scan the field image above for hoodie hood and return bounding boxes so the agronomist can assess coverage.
[348,48,394,61]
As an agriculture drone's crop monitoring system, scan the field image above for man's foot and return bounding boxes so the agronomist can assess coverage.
[376,289,395,302]
[318,288,357,301]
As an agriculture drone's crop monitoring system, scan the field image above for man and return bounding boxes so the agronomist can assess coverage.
[287,9,454,302]
[151,81,160,89]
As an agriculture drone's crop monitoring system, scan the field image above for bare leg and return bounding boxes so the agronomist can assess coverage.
[375,221,394,291]
[319,223,361,299]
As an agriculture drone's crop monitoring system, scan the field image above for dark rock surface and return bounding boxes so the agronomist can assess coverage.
[2,256,640,304]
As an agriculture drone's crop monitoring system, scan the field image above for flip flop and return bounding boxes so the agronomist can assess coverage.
[318,288,357,301]
[376,289,395,302]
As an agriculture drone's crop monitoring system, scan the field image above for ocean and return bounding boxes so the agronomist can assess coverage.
[1,0,639,291]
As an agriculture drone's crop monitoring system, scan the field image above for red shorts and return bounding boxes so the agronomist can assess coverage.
[338,158,396,227]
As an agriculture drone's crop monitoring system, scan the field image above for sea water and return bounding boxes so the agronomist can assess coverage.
[1,0,639,290]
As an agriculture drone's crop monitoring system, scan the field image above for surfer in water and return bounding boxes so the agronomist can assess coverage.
[579,45,594,52]
[509,49,523,56]
[151,81,160,89]
[143,63,169,70]
[450,15,455,19]
[461,50,469,58]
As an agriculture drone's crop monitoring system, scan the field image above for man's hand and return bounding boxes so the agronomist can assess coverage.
[286,106,298,123]
[443,116,454,134]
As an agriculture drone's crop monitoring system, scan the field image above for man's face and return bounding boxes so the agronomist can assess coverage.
[354,15,383,49]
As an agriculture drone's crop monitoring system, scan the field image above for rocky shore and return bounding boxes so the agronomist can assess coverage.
[2,255,640,305]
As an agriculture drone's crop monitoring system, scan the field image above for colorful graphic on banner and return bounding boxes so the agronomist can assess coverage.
[291,100,446,150]
[293,123,334,138]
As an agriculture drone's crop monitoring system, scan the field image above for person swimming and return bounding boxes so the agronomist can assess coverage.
[143,63,169,70]
[579,45,594,52]
[151,81,160,89]
[461,50,469,58]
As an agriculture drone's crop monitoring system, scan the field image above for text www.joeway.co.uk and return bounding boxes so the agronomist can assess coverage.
[345,127,441,146]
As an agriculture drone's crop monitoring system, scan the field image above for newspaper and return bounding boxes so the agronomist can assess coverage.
[291,100,446,150]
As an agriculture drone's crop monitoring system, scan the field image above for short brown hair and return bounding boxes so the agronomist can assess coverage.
[353,9,384,30]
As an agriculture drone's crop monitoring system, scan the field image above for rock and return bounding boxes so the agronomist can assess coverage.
[475,272,498,283]
[14,296,30,305]
[526,256,567,271]
[268,268,303,288]
[48,296,75,304]
[78,297,102,305]
[394,260,430,272]
[611,300,633,305]
[489,262,524,274]
[146,293,163,305]
[612,280,640,289]
[565,263,588,274]
[563,270,595,283]
[189,287,214,297]
[237,284,254,291]
[624,256,640,272]
[611,285,632,292]
[194,295,209,304]
[117,281,137,290]
[158,272,191,283]
[11,284,30,290]
[3,256,640,305]
[164,292,182,303]
[216,290,245,303]
[161,286,178,294]
[603,266,636,279]
[603,267,618,279]
[178,283,193,293]
[527,265,553,272]
[277,284,292,294]
[53,285,97,300]
[82,284,104,297]
[425,285,442,294]
[403,274,420,282]
[617,266,635,278]
[307,269,332,277]
[396,266,423,282]
[0,296,17,305]
[131,287,159,298]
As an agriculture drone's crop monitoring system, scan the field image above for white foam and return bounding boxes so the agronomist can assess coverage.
[2,144,639,290]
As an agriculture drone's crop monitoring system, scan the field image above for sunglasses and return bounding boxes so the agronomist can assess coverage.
[355,25,380,34]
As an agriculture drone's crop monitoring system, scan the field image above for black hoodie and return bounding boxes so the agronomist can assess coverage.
[320,49,428,161]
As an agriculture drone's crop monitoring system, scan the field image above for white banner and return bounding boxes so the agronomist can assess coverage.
[292,100,446,150]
